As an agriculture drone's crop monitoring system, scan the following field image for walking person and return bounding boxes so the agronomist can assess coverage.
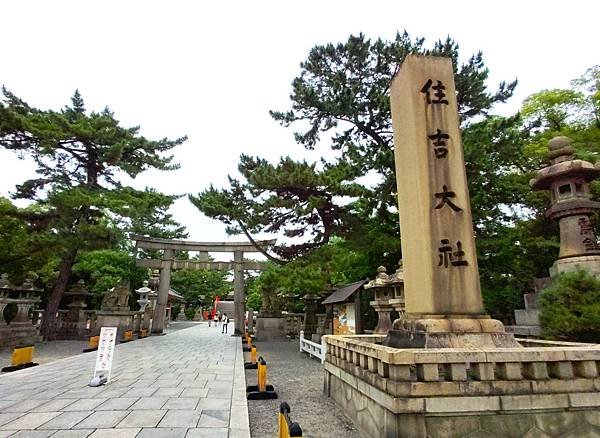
[222,313,229,334]
[213,311,218,327]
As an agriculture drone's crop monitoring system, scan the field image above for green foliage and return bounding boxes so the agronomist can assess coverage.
[172,304,181,320]
[170,269,229,305]
[538,270,600,342]
[247,239,376,312]
[72,249,147,309]
[184,307,196,320]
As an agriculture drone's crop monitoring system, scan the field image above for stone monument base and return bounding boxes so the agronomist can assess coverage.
[550,255,600,277]
[324,334,600,438]
[254,317,286,341]
[95,310,135,340]
[385,315,520,348]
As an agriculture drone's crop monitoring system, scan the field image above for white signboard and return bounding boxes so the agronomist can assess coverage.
[94,327,117,382]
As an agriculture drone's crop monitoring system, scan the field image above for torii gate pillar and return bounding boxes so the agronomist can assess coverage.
[233,250,244,335]
[152,248,174,335]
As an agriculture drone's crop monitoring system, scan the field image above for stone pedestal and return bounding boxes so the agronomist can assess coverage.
[95,310,135,340]
[254,317,286,341]
[550,254,600,277]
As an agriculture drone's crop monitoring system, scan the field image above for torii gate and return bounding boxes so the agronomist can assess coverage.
[133,235,274,335]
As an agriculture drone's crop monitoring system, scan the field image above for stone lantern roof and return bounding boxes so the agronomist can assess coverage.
[530,136,600,190]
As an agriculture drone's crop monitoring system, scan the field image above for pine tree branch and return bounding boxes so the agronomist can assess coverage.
[236,220,287,265]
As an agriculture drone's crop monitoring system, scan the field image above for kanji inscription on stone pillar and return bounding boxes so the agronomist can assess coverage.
[390,55,485,317]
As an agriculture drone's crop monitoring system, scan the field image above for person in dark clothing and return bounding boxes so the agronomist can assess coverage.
[222,313,229,333]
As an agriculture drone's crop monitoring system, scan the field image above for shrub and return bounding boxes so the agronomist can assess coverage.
[185,307,196,320]
[538,269,600,342]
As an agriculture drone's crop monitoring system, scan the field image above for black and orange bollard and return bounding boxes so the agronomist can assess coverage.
[244,345,258,369]
[246,356,278,400]
[2,345,39,372]
[278,402,303,437]
[242,332,253,352]
[83,335,100,352]
[139,328,148,338]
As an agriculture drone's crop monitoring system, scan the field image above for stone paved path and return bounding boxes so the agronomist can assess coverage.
[0,323,249,438]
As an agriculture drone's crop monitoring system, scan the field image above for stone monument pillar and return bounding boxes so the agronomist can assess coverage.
[388,55,517,348]
[152,248,174,335]
[531,136,600,276]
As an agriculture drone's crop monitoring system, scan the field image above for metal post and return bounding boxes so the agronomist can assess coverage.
[152,248,174,335]
[233,250,244,335]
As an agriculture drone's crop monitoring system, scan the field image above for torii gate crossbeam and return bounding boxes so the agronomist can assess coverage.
[134,235,274,335]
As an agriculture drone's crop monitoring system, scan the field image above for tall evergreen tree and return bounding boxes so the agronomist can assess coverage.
[191,32,519,261]
[0,88,186,338]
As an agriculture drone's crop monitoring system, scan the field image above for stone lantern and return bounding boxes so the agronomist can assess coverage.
[387,261,406,318]
[10,275,42,346]
[136,280,153,332]
[301,293,320,339]
[0,274,14,346]
[365,262,406,335]
[365,267,395,334]
[148,269,160,311]
[530,136,600,276]
[60,279,92,339]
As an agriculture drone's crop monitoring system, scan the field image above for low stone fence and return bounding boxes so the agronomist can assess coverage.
[323,334,600,437]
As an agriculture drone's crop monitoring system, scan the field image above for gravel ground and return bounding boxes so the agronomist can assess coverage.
[245,339,361,438]
[0,320,201,371]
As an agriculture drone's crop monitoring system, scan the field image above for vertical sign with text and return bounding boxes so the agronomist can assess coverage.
[94,326,117,382]
[390,55,485,316]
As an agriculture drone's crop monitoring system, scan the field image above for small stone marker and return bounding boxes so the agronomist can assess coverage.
[388,55,517,347]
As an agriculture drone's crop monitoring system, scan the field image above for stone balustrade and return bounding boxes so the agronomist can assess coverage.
[324,334,600,403]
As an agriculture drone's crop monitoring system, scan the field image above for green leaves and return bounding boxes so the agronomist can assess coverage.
[539,270,600,342]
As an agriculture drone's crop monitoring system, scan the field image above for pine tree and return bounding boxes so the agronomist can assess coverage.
[0,88,186,338]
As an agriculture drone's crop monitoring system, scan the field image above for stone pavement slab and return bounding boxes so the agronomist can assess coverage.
[0,323,249,438]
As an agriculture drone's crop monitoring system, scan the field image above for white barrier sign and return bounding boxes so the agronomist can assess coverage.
[94,327,117,382]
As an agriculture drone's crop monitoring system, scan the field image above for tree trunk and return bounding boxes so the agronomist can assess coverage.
[40,246,78,340]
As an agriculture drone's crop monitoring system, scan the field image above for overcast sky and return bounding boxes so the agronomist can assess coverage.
[1,0,598,252]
